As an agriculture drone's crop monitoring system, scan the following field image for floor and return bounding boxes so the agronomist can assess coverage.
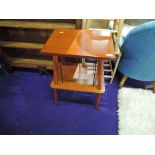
[0,68,151,135]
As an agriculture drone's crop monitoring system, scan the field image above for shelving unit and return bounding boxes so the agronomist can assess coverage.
[0,19,82,71]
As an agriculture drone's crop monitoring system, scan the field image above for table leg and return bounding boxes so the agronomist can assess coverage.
[96,59,104,110]
[97,59,104,90]
[96,94,101,111]
[53,56,59,84]
[53,56,59,104]
[54,89,58,106]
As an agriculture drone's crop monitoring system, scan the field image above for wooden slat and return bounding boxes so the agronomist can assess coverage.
[104,69,112,72]
[0,20,76,29]
[104,63,110,67]
[70,62,110,68]
[86,67,112,72]
[89,28,118,33]
[0,41,44,49]
[104,75,112,78]
[10,58,53,70]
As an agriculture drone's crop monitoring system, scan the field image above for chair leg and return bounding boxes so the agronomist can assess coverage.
[119,75,128,88]
[110,52,122,84]
[153,81,155,93]
[145,82,155,93]
[145,84,153,89]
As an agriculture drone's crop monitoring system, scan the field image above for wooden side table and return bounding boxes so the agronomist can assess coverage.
[41,29,115,110]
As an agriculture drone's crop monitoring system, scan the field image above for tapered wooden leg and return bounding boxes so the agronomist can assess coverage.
[96,94,101,111]
[119,75,128,88]
[54,89,58,106]
[110,52,122,84]
[153,81,155,93]
[145,84,153,89]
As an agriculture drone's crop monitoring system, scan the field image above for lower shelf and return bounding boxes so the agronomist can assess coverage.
[51,61,105,94]
[50,80,105,94]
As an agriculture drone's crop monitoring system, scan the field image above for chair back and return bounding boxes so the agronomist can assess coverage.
[119,21,155,81]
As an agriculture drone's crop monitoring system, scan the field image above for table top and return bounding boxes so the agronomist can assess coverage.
[41,29,115,59]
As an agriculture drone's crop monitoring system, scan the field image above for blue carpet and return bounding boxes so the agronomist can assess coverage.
[0,69,126,135]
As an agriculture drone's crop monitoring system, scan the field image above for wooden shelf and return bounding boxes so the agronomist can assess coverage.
[51,81,104,93]
[0,41,44,49]
[10,58,53,70]
[0,20,76,29]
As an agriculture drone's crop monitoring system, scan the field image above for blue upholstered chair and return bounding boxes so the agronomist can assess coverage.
[118,21,155,92]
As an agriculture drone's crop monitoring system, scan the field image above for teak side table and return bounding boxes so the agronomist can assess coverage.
[41,29,115,111]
